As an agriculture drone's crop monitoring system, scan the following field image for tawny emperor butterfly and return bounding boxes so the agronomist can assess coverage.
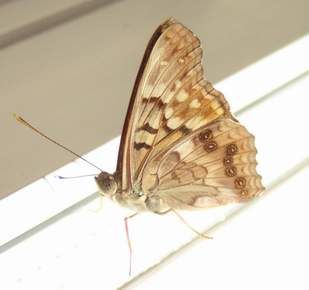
[95,18,264,212]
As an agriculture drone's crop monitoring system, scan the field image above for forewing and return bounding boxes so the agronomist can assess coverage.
[116,18,231,192]
[142,119,264,210]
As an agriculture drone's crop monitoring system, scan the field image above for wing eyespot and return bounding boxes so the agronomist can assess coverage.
[203,140,218,152]
[234,177,247,189]
[225,166,237,177]
[198,129,213,142]
[223,156,233,166]
[226,143,238,155]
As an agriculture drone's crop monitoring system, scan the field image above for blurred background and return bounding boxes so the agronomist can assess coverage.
[0,0,308,198]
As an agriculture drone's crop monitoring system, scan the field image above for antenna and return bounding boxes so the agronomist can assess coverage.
[14,114,103,172]
[56,174,97,179]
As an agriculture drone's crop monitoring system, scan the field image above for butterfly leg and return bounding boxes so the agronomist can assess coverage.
[124,212,138,275]
[170,209,213,239]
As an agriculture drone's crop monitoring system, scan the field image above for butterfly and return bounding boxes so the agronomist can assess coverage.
[14,18,264,276]
[95,18,264,214]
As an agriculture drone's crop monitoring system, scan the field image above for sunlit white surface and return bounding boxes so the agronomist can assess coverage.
[0,35,308,289]
[125,166,309,290]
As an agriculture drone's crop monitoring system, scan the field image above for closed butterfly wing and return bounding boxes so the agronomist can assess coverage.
[141,119,264,210]
[116,18,231,194]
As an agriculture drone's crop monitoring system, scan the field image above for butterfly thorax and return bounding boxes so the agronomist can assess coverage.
[95,171,169,213]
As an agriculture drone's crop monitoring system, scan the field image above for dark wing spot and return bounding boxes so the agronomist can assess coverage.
[143,97,164,109]
[134,142,152,150]
[234,177,247,189]
[199,129,213,142]
[179,125,191,135]
[225,166,237,177]
[163,123,173,133]
[204,140,217,152]
[139,123,159,134]
[240,189,248,196]
[223,156,233,166]
[226,143,238,155]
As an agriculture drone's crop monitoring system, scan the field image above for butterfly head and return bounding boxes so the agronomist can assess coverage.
[95,172,118,196]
